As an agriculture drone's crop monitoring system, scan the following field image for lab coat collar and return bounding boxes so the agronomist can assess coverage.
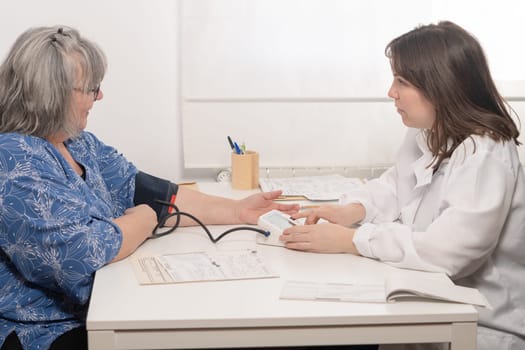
[412,131,435,188]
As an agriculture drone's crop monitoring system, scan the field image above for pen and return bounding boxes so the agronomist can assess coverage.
[177,181,197,186]
[300,204,321,210]
[287,217,297,226]
[233,142,242,155]
[227,136,235,151]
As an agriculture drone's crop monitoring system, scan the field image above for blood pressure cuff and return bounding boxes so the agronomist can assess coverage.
[133,171,179,220]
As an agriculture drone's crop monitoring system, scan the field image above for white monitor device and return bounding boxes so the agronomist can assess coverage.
[257,210,298,247]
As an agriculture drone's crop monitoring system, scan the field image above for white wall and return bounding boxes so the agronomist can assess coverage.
[181,0,525,172]
[0,0,183,180]
[1,1,524,182]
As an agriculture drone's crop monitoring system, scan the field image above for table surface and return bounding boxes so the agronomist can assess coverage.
[86,182,478,349]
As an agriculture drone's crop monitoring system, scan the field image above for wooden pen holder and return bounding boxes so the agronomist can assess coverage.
[231,151,259,190]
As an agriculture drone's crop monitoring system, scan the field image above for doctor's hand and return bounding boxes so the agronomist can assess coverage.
[280,222,359,254]
[292,203,366,227]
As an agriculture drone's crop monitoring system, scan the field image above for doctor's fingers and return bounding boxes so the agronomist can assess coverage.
[282,224,314,236]
[284,241,315,252]
[291,210,323,225]
[281,234,313,249]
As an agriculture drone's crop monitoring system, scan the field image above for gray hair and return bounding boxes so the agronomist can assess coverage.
[0,25,107,138]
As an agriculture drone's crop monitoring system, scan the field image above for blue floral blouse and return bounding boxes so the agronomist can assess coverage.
[0,131,137,349]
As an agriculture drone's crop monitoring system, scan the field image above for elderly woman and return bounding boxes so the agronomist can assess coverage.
[0,26,297,350]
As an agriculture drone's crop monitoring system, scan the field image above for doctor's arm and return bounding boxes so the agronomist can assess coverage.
[352,151,515,277]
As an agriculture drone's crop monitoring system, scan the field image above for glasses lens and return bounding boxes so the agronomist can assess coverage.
[92,85,100,100]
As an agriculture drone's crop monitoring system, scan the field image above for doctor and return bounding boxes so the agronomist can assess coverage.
[281,21,525,350]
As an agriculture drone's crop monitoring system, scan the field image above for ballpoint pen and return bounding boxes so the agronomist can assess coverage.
[300,204,321,210]
[227,136,235,151]
[233,142,242,155]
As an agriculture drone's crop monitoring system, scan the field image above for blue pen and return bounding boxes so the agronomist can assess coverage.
[233,142,242,155]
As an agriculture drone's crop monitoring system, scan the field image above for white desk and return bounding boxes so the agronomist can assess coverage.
[87,183,477,350]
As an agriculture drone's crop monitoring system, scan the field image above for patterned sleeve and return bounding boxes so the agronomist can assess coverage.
[0,136,123,305]
[79,132,138,215]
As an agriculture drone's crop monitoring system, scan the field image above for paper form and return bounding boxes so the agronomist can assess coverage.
[133,256,174,284]
[132,250,278,285]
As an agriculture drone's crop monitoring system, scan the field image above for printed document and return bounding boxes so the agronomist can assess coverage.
[132,250,277,284]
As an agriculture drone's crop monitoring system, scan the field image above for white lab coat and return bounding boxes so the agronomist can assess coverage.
[341,128,525,350]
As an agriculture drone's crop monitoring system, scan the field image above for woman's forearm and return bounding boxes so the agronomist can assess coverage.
[112,204,157,262]
[166,187,241,226]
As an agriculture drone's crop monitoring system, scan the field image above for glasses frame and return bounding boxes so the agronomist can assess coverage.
[73,84,100,101]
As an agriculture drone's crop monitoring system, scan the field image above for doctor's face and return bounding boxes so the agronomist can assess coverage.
[388,74,435,129]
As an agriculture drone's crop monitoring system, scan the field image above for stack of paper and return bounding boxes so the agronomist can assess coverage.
[259,174,362,201]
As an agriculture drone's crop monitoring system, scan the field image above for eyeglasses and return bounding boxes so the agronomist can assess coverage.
[73,84,101,101]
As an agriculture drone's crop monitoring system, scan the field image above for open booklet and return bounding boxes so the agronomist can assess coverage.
[132,250,278,285]
[280,269,491,308]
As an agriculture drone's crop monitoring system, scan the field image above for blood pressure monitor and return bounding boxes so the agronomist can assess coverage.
[257,210,298,247]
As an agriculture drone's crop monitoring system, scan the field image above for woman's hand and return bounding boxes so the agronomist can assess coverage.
[237,190,299,224]
[280,222,359,254]
[292,203,366,227]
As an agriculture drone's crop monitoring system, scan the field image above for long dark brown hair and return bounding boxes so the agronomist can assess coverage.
[386,21,520,170]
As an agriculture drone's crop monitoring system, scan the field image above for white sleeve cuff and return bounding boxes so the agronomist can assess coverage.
[352,223,376,258]
[339,194,377,224]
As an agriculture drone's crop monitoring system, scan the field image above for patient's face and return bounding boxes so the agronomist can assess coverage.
[71,69,103,133]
